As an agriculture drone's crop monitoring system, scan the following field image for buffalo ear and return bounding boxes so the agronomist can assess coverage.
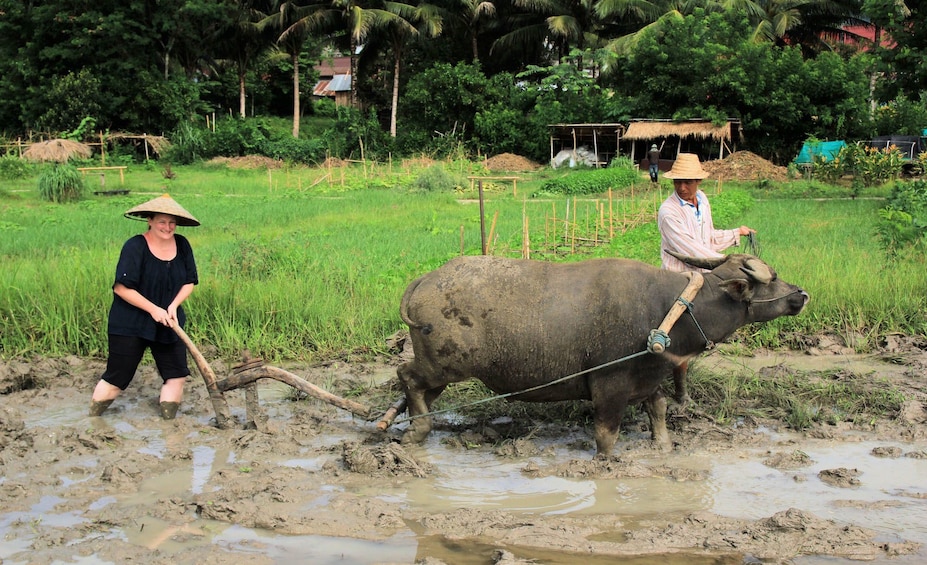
[718,278,754,303]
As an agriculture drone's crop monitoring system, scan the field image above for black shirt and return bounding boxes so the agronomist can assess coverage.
[107,234,198,343]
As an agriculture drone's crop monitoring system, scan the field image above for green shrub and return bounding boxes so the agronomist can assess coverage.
[411,164,466,192]
[164,121,209,164]
[876,179,927,256]
[37,164,87,203]
[0,154,31,180]
[262,136,327,164]
[537,166,639,196]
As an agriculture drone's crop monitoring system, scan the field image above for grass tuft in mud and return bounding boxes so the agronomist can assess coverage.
[689,365,906,430]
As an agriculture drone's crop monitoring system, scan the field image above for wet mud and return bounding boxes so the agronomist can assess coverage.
[1,339,926,564]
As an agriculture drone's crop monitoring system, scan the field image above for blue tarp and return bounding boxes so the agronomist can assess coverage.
[794,140,847,164]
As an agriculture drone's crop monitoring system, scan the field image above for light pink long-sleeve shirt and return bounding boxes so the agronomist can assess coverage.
[658,190,740,272]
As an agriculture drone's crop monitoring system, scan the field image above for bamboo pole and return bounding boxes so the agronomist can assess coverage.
[571,196,577,254]
[608,188,614,238]
[487,210,499,255]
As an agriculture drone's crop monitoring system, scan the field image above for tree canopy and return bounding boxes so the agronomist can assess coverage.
[0,0,923,164]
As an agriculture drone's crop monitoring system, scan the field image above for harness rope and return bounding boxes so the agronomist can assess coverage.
[394,273,709,425]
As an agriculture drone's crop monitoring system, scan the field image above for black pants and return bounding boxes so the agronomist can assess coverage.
[100,334,189,390]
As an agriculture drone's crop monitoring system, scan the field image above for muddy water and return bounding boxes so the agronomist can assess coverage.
[3,350,926,565]
[6,397,926,565]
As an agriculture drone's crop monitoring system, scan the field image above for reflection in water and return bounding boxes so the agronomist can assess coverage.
[711,440,927,543]
[212,525,418,564]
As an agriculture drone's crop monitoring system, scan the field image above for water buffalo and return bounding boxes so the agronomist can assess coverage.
[396,253,809,456]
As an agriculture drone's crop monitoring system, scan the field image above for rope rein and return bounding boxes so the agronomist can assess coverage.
[394,275,709,425]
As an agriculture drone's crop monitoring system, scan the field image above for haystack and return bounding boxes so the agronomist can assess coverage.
[23,139,92,163]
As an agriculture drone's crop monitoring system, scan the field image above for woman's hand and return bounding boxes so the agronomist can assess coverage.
[151,307,174,327]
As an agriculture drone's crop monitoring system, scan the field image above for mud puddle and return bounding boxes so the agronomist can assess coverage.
[1,349,925,564]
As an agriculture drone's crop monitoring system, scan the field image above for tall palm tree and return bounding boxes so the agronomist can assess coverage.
[219,0,277,118]
[455,0,497,61]
[712,0,868,53]
[379,1,443,136]
[281,0,386,108]
[260,0,318,137]
[492,0,614,69]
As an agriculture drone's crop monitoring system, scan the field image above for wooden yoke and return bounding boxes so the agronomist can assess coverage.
[648,272,704,354]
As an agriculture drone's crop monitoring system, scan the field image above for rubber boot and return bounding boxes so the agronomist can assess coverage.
[89,399,114,417]
[159,401,180,420]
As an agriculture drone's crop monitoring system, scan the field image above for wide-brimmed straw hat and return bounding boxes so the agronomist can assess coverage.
[124,193,200,227]
[663,153,710,180]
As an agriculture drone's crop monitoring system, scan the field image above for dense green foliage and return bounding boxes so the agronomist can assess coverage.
[1,1,925,166]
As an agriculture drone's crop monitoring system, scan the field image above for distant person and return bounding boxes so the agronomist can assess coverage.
[647,143,661,183]
[657,154,754,405]
[89,194,200,420]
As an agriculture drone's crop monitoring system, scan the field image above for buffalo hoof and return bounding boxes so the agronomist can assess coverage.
[400,424,431,445]
[667,400,689,418]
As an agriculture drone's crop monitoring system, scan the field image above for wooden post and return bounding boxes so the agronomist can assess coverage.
[100,132,105,166]
[478,180,487,254]
[143,134,150,162]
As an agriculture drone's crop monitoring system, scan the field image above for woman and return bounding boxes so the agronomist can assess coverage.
[89,194,200,419]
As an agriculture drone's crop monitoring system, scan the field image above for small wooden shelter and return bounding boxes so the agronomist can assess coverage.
[622,119,743,168]
[548,123,625,167]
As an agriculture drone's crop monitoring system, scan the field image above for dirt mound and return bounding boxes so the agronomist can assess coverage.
[703,150,789,182]
[208,155,285,169]
[483,153,544,172]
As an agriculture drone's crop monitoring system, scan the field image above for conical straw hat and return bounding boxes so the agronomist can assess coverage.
[663,153,710,180]
[124,194,200,227]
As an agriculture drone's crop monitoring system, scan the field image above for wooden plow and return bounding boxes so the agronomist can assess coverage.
[174,326,379,430]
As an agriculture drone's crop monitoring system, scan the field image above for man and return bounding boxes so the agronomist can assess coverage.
[657,153,755,405]
[647,143,661,183]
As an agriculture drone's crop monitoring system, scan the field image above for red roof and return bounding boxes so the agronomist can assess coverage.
[314,56,350,78]
[841,24,895,49]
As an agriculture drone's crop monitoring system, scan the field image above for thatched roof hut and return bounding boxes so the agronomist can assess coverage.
[23,139,93,163]
[623,119,743,163]
[108,133,171,157]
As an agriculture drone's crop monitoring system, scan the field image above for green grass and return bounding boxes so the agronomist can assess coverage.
[1,162,925,363]
[687,364,907,430]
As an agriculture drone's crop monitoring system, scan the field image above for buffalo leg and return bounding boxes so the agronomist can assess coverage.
[397,361,445,445]
[591,398,627,458]
[672,361,691,406]
[644,390,671,450]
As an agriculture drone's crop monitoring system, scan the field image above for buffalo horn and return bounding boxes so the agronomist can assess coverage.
[664,249,728,270]
[741,258,772,284]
